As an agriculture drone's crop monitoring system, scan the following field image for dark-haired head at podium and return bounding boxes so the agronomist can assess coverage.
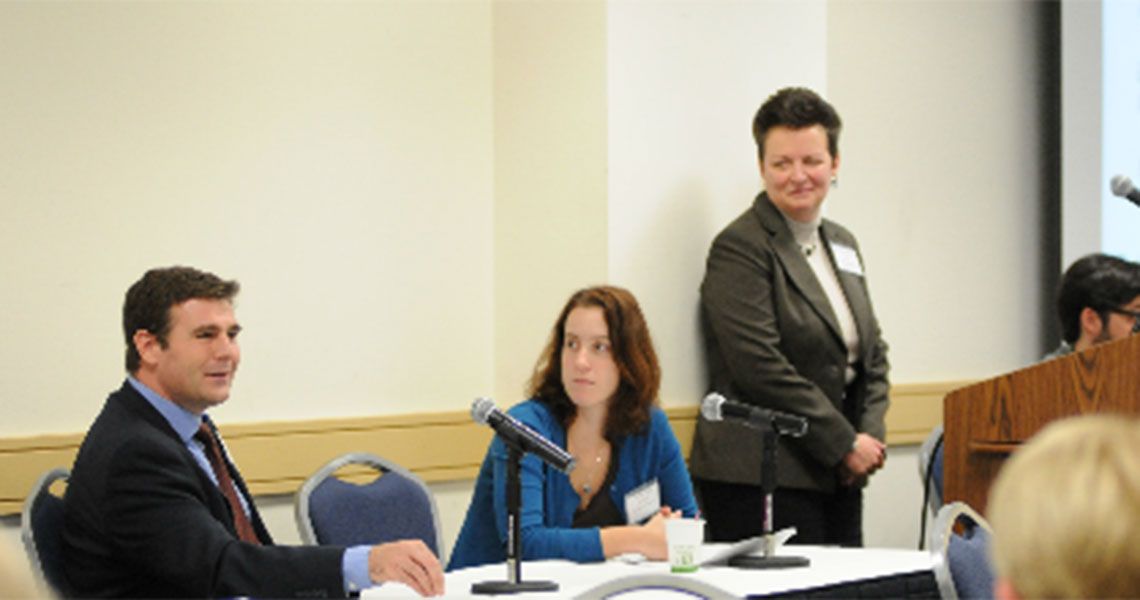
[1044,252,1140,359]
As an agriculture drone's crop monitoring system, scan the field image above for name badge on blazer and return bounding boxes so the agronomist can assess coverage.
[624,479,661,524]
[831,243,864,276]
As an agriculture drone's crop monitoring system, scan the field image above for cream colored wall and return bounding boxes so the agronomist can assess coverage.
[605,0,827,407]
[1,0,497,562]
[0,1,495,435]
[827,0,1046,381]
[828,0,1046,549]
[491,0,608,406]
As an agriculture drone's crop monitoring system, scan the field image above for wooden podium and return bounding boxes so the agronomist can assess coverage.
[943,334,1140,513]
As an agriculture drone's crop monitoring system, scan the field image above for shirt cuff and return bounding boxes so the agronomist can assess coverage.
[342,545,373,595]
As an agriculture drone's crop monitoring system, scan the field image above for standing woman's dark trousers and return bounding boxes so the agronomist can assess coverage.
[695,478,863,547]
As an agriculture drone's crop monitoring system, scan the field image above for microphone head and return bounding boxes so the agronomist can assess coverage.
[471,397,495,425]
[700,392,726,421]
[1111,175,1135,198]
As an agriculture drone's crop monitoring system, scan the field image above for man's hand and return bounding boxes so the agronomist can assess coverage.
[368,540,444,597]
[840,433,886,485]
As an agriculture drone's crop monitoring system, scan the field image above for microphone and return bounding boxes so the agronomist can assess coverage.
[471,398,577,474]
[701,392,808,437]
[1110,175,1140,207]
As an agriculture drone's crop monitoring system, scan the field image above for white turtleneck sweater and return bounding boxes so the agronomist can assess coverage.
[783,213,860,384]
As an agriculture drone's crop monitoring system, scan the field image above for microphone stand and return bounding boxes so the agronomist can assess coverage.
[728,426,811,569]
[471,443,558,594]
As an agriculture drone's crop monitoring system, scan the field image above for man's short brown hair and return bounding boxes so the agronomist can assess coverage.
[122,266,239,372]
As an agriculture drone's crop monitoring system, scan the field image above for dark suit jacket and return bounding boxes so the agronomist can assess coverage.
[63,381,347,598]
[689,193,890,493]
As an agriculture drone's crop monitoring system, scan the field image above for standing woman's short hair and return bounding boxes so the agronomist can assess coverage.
[989,414,1140,599]
[527,286,660,440]
[752,87,842,161]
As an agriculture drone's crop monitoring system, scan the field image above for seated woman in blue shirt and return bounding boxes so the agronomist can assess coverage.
[448,285,699,570]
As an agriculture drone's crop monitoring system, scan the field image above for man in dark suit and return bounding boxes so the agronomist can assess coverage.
[63,266,444,598]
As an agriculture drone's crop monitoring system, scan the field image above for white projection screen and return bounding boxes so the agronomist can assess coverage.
[1062,0,1140,264]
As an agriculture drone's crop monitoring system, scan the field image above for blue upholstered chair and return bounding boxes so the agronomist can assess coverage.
[295,452,443,558]
[20,467,72,597]
[918,425,945,514]
[931,501,995,600]
[918,425,946,549]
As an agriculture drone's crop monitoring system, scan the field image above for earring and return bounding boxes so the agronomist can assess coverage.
[830,176,839,189]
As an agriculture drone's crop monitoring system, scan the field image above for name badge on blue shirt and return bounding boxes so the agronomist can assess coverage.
[624,479,661,524]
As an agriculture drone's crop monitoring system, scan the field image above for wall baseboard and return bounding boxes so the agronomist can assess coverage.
[0,381,963,515]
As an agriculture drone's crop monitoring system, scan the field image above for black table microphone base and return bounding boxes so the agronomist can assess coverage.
[471,580,558,594]
[728,555,811,569]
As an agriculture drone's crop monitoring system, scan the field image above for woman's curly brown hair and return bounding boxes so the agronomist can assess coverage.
[526,286,660,440]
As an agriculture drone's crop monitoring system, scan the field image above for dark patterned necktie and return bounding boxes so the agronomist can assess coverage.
[195,421,260,544]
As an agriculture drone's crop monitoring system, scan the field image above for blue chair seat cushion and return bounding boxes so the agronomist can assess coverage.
[947,523,994,600]
[309,473,438,556]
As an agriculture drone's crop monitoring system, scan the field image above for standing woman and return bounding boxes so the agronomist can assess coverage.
[448,286,698,570]
[690,87,889,547]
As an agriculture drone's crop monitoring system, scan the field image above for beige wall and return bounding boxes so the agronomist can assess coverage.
[492,0,609,406]
[606,0,827,407]
[0,1,495,435]
[1,0,1047,559]
[828,0,1047,384]
[828,0,1046,548]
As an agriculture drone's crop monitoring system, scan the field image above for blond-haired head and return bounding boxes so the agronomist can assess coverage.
[989,413,1140,599]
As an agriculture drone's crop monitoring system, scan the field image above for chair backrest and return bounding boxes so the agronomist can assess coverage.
[20,467,71,597]
[918,425,945,513]
[295,452,443,558]
[573,573,739,600]
[918,425,945,549]
[930,501,995,600]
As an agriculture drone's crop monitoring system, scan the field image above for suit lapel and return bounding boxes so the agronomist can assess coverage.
[821,221,874,359]
[116,383,236,524]
[754,194,845,345]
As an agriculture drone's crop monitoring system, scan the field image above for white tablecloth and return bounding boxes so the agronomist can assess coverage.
[363,544,934,598]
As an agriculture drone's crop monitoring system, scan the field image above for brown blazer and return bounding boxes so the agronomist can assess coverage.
[689,193,890,493]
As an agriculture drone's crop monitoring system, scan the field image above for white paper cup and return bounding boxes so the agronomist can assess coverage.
[665,518,704,573]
